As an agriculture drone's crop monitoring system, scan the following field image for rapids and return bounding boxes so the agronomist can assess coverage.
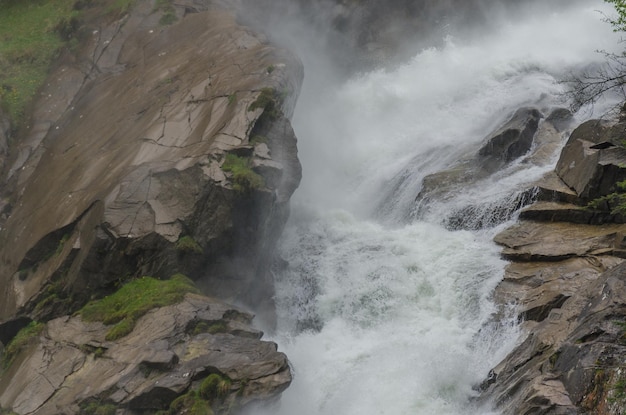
[254,1,623,414]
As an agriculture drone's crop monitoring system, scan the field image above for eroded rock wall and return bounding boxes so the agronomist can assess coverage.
[0,0,302,412]
[480,118,626,414]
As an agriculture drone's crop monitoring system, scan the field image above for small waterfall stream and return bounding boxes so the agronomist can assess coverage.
[255,2,622,414]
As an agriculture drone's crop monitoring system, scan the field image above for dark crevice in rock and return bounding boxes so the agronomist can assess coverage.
[521,294,570,322]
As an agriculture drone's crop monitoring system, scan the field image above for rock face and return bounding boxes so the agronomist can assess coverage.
[478,107,543,173]
[479,118,626,414]
[556,120,626,200]
[0,0,302,322]
[414,107,573,229]
[0,0,302,413]
[0,293,291,415]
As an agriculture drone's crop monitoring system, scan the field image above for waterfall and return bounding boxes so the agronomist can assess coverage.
[253,1,622,414]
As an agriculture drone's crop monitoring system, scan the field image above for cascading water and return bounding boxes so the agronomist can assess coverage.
[253,1,622,414]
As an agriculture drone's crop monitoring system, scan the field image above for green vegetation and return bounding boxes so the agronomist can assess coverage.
[222,154,265,193]
[1,321,44,369]
[248,87,282,120]
[188,320,228,336]
[606,0,626,32]
[169,390,215,415]
[199,373,232,401]
[154,0,176,25]
[0,0,81,126]
[79,275,198,340]
[158,374,232,415]
[566,1,626,111]
[250,135,268,145]
[609,372,626,404]
[80,344,106,358]
[0,407,19,415]
[79,401,117,415]
[175,235,203,254]
[106,0,135,15]
[587,180,626,216]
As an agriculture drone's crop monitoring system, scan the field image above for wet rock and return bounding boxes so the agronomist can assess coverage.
[414,107,566,227]
[478,107,543,173]
[556,120,626,200]
[0,0,302,326]
[482,114,626,413]
[0,293,291,415]
[494,221,626,261]
[519,201,626,225]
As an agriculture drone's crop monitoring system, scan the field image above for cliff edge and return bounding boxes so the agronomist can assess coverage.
[0,0,302,413]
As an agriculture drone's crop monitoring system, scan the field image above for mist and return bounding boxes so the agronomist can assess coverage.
[238,1,622,414]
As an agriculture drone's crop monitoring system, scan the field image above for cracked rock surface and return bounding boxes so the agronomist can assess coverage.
[0,0,302,323]
[0,0,301,412]
[479,118,626,414]
[0,293,291,415]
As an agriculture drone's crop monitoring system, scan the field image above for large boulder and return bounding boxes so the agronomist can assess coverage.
[556,119,626,200]
[477,107,543,173]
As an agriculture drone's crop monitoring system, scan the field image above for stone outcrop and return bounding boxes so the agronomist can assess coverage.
[556,120,626,200]
[0,0,302,413]
[479,118,626,414]
[0,0,302,322]
[414,107,573,229]
[478,107,543,173]
[0,293,291,415]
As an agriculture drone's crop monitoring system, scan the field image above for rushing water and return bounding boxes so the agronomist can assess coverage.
[254,2,622,414]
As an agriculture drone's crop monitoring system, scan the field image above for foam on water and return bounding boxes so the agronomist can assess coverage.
[254,2,622,414]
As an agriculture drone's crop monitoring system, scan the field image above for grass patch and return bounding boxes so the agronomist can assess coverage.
[1,321,44,369]
[250,135,268,145]
[175,235,203,254]
[169,391,214,415]
[79,275,198,340]
[154,0,176,25]
[106,0,135,15]
[248,87,282,120]
[188,320,228,336]
[0,0,81,126]
[222,154,264,193]
[587,179,626,216]
[199,373,232,401]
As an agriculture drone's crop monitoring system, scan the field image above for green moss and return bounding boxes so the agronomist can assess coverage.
[189,320,228,336]
[250,135,268,145]
[79,275,198,340]
[175,235,203,254]
[248,87,282,120]
[0,407,18,415]
[170,391,214,415]
[199,373,231,402]
[222,154,265,193]
[0,0,81,127]
[1,321,44,369]
[154,0,176,25]
[587,179,626,216]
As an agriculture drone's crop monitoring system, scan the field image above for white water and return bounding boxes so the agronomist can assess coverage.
[255,2,622,414]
